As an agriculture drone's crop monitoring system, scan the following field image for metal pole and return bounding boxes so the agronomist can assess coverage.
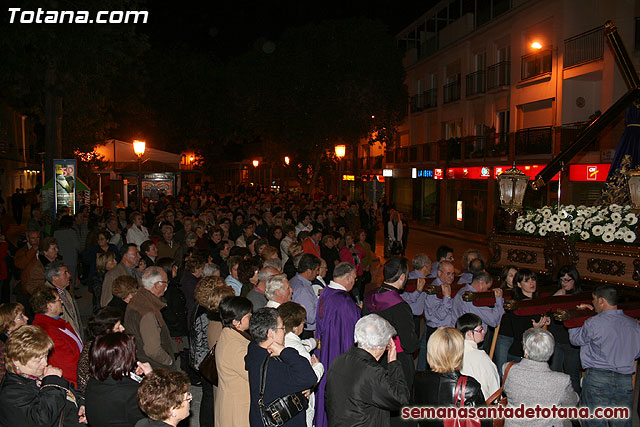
[338,160,342,201]
[137,156,142,210]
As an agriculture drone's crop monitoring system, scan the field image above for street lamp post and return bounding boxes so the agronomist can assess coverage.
[335,145,346,201]
[252,159,260,188]
[133,140,146,211]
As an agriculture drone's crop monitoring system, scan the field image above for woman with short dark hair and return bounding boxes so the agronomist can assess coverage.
[214,296,253,427]
[85,332,152,427]
[137,369,191,427]
[76,306,124,393]
[507,269,550,361]
[548,265,583,393]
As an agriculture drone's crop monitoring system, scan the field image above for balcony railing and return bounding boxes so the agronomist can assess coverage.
[439,138,462,161]
[564,26,604,68]
[410,94,424,113]
[556,121,599,152]
[515,126,553,155]
[424,88,437,109]
[486,61,510,89]
[443,80,461,104]
[465,70,486,96]
[463,133,509,159]
[521,49,552,80]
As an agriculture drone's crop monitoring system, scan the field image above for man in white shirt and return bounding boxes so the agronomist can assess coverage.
[456,312,500,400]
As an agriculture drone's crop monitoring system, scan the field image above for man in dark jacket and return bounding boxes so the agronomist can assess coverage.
[245,308,318,427]
[326,314,410,427]
[363,257,418,427]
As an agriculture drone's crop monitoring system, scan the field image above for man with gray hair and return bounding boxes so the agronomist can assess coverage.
[325,314,410,426]
[264,273,292,308]
[202,262,220,277]
[315,262,361,427]
[248,266,279,310]
[124,266,175,370]
[503,328,578,427]
[45,261,83,339]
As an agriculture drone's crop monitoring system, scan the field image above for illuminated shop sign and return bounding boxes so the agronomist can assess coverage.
[434,169,444,180]
[416,169,434,178]
[342,174,355,181]
[569,164,610,182]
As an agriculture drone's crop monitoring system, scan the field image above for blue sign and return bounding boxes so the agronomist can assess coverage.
[417,169,433,178]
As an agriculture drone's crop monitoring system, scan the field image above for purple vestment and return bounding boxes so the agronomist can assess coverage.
[314,286,361,427]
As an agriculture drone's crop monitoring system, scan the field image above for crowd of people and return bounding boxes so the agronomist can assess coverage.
[0,189,638,427]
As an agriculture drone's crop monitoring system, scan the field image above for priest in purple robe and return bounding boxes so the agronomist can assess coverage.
[315,262,361,427]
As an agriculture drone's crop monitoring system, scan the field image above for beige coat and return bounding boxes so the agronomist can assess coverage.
[215,327,250,427]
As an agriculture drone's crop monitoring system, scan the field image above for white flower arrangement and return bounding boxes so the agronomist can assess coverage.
[513,205,638,244]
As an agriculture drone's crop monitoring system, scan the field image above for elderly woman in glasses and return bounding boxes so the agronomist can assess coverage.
[503,328,578,427]
[31,286,83,386]
[325,314,410,427]
[0,325,86,426]
[136,369,191,427]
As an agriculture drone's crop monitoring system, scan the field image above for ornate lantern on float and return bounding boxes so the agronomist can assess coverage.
[497,163,529,231]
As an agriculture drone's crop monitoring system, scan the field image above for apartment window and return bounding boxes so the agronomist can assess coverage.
[443,74,461,103]
[521,49,552,80]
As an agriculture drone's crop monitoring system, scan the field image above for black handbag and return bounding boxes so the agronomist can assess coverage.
[199,345,218,386]
[258,354,309,426]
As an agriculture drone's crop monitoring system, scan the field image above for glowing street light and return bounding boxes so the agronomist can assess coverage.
[133,140,146,157]
[284,156,290,166]
[334,144,346,159]
[132,140,146,210]
[531,41,543,50]
[252,159,260,168]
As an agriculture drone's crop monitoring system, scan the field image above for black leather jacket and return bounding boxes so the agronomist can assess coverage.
[414,370,490,427]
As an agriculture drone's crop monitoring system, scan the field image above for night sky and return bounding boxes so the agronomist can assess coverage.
[144,0,437,58]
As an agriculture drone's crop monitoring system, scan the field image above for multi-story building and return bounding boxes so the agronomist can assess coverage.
[358,0,640,236]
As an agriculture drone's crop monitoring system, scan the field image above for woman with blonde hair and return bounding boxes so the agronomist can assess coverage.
[414,327,488,427]
[0,302,29,382]
[0,325,86,426]
[126,211,149,250]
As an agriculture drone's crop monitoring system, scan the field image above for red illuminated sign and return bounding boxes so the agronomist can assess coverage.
[443,165,559,181]
[434,169,443,180]
[569,164,610,182]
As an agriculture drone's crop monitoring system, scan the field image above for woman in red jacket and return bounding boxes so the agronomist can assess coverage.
[31,286,83,386]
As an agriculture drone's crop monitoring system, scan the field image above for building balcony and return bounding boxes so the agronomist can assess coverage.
[463,134,509,159]
[439,138,462,161]
[515,126,553,155]
[521,49,552,80]
[564,26,604,69]
[443,80,461,104]
[556,121,599,152]
[423,88,438,109]
[359,155,384,170]
[465,70,486,97]
[486,61,510,90]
